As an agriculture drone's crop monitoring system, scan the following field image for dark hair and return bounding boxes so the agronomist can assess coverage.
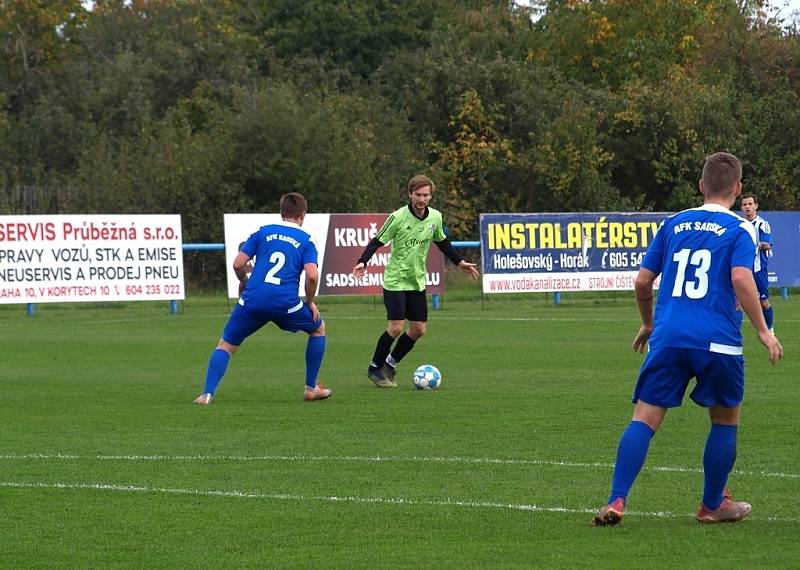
[740,193,758,204]
[280,193,307,219]
[408,174,435,194]
[701,152,742,196]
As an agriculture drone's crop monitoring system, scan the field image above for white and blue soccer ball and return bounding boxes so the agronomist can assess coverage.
[413,364,442,390]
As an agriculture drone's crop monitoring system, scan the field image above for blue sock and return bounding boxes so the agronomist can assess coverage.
[203,348,230,395]
[763,306,774,330]
[609,421,655,503]
[702,423,738,510]
[305,336,326,389]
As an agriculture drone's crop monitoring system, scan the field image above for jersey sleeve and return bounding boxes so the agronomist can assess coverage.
[375,213,399,244]
[240,230,260,258]
[302,236,319,266]
[433,215,446,241]
[732,224,758,269]
[640,222,665,274]
[761,219,772,245]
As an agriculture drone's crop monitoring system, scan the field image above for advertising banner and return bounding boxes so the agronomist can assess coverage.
[758,211,800,288]
[0,214,185,304]
[480,213,667,293]
[481,211,800,293]
[223,213,445,298]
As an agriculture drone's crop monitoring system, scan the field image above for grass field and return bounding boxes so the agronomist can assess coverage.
[2,292,798,568]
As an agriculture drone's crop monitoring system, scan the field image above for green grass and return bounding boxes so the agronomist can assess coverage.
[1,293,798,568]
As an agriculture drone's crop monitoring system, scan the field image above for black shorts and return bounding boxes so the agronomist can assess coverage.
[383,289,427,322]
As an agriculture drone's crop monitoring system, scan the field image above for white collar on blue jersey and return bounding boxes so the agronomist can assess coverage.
[691,203,747,221]
[273,220,303,229]
[698,203,733,213]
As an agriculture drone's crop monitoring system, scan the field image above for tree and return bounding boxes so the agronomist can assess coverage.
[0,0,87,111]
[530,0,706,86]
[432,89,515,237]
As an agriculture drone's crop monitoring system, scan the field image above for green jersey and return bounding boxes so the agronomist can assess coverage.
[376,204,447,291]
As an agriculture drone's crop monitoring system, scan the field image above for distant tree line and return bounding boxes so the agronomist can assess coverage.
[2,0,799,246]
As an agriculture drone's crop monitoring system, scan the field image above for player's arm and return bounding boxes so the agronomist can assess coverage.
[233,251,252,296]
[759,222,773,251]
[631,267,657,353]
[352,237,385,278]
[732,266,783,364]
[304,262,320,321]
[434,238,479,279]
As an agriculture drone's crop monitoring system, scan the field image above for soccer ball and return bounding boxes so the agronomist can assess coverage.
[413,364,442,390]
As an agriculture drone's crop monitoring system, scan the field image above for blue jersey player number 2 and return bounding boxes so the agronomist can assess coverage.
[193,192,332,405]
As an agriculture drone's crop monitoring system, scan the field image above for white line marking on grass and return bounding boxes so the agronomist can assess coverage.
[336,315,637,323]
[0,480,686,520]
[2,481,798,523]
[2,453,798,481]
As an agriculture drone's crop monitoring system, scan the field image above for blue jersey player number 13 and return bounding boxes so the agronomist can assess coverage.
[591,152,783,528]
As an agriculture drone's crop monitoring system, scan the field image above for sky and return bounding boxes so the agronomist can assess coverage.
[519,1,800,26]
[769,0,800,23]
[80,0,800,28]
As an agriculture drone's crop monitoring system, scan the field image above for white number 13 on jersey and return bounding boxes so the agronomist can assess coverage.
[264,251,286,285]
[671,248,711,299]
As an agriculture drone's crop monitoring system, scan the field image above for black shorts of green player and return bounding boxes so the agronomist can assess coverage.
[352,175,480,388]
[383,289,427,322]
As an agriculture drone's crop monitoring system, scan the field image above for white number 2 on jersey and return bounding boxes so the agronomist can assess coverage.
[264,251,286,285]
[671,248,711,299]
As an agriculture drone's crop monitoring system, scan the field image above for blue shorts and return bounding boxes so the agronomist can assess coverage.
[222,302,323,346]
[633,347,744,408]
[754,270,770,300]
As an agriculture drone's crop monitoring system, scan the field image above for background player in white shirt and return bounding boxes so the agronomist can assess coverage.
[740,194,774,331]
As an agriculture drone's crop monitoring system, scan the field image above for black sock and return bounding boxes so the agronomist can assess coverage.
[371,331,395,368]
[389,333,416,364]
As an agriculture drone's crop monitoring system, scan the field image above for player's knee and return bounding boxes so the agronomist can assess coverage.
[761,299,771,309]
[217,339,238,354]
[409,324,426,339]
[708,404,740,425]
[387,322,404,337]
[310,322,326,336]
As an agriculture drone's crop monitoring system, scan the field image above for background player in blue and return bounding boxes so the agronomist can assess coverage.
[193,192,331,404]
[740,194,774,332]
[591,152,783,527]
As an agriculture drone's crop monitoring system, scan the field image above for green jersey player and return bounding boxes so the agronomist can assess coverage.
[353,175,480,387]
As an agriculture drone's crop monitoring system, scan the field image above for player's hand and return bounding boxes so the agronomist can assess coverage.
[307,301,320,322]
[352,262,367,279]
[632,325,652,353]
[758,329,783,365]
[458,260,480,279]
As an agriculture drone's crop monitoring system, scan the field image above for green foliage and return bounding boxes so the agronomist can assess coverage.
[249,0,442,80]
[432,89,515,237]
[0,0,88,110]
[531,0,707,86]
[2,0,800,243]
[521,95,618,212]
